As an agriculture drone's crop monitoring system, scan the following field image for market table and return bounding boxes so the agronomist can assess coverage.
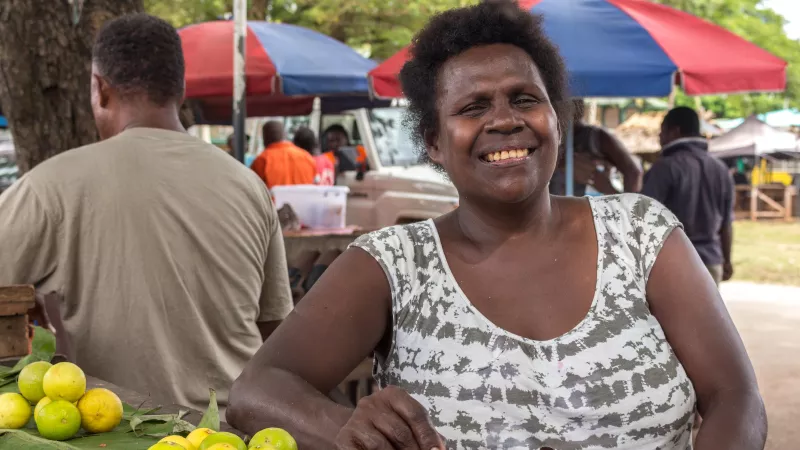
[0,355,239,435]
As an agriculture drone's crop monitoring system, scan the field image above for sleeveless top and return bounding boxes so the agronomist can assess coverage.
[350,194,696,450]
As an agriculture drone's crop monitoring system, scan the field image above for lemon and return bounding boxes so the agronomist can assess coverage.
[43,362,86,402]
[34,397,52,418]
[187,427,216,448]
[199,431,247,450]
[17,361,52,403]
[249,445,277,450]
[249,428,297,450]
[76,388,123,433]
[161,435,195,450]
[149,442,188,450]
[206,445,237,450]
[0,392,32,429]
[35,400,81,440]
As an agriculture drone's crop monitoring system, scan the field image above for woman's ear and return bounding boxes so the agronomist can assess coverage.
[424,129,444,166]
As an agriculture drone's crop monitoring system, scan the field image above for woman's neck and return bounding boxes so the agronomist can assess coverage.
[453,190,560,247]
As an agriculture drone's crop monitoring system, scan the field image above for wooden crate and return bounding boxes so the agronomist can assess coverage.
[0,285,35,358]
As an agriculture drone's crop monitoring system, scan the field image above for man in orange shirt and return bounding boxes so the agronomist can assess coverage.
[251,121,316,189]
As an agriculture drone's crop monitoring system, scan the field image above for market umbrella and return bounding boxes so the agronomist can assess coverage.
[367,0,787,195]
[710,116,799,159]
[369,0,787,98]
[181,21,376,97]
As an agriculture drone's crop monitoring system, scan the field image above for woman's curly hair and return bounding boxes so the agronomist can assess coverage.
[398,2,572,169]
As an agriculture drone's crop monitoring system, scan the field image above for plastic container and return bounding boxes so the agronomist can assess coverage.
[271,185,350,229]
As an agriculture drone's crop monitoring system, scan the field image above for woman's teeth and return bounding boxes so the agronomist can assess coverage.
[484,148,529,162]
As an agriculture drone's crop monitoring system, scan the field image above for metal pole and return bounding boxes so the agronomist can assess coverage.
[565,118,575,196]
[232,0,247,163]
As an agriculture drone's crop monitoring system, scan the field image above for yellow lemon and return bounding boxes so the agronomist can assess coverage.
[161,435,195,450]
[17,361,52,403]
[249,445,277,450]
[206,445,237,450]
[149,442,188,450]
[77,388,123,433]
[187,427,216,448]
[34,397,52,418]
[0,392,32,429]
[35,400,81,441]
[42,362,86,402]
[248,428,297,450]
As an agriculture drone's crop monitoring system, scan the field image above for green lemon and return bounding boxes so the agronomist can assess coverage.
[199,431,247,450]
[17,361,52,403]
[35,400,81,441]
[248,428,297,450]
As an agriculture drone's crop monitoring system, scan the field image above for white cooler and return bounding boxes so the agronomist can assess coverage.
[270,185,350,229]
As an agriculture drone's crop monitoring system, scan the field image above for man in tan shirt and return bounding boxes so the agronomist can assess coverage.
[0,14,292,412]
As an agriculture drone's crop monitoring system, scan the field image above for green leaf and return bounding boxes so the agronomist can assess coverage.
[0,429,78,449]
[8,326,57,375]
[196,388,220,432]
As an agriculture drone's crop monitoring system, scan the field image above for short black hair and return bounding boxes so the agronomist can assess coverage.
[262,121,285,147]
[663,107,701,137]
[399,2,572,168]
[293,127,317,153]
[323,124,349,140]
[92,14,185,105]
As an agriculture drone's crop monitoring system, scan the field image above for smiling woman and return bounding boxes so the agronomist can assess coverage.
[226,3,767,450]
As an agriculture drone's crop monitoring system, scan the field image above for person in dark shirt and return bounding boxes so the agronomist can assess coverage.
[642,107,735,285]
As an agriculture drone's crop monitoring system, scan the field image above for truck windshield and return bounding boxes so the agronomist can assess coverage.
[369,107,419,167]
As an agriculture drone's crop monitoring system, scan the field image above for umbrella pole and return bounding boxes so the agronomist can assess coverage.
[565,118,575,196]
[232,0,247,163]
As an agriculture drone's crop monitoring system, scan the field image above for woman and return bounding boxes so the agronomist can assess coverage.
[227,4,766,449]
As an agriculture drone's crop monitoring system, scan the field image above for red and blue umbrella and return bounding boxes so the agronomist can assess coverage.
[369,0,787,98]
[180,21,376,98]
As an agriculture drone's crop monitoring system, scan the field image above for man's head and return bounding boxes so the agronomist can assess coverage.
[660,106,701,148]
[262,121,286,147]
[293,127,318,154]
[323,125,349,153]
[91,14,185,140]
[226,133,250,154]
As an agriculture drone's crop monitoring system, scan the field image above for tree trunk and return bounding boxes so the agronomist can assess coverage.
[248,0,271,20]
[0,0,143,174]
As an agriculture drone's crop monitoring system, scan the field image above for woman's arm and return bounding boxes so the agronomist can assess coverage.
[647,229,767,450]
[226,248,445,450]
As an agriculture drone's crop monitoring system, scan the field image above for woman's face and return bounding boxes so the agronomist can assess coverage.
[427,44,560,205]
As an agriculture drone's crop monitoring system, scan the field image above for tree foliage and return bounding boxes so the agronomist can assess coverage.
[654,0,800,117]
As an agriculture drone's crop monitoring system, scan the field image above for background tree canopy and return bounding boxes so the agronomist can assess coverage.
[146,0,800,119]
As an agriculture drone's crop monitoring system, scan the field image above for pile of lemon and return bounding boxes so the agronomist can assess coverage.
[0,361,123,440]
[153,427,297,450]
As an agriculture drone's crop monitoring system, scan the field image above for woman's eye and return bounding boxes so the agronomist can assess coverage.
[460,104,486,115]
[514,96,538,107]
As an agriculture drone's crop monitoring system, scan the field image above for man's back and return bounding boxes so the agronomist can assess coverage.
[251,141,316,189]
[642,138,734,265]
[0,128,292,410]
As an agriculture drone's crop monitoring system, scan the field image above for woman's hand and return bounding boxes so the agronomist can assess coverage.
[335,386,446,450]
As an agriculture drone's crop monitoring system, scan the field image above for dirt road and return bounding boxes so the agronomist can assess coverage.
[721,281,800,450]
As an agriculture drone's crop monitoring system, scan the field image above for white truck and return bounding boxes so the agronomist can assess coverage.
[245,106,458,228]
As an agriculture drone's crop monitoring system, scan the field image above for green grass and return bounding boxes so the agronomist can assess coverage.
[732,220,800,286]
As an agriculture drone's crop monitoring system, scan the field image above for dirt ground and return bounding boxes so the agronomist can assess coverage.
[721,282,800,449]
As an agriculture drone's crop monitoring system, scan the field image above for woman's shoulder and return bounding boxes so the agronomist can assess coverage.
[591,193,680,229]
[350,221,437,259]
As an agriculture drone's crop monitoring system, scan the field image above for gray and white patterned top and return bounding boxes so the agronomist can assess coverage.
[351,194,696,450]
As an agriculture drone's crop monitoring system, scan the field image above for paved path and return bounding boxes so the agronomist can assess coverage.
[720,281,800,450]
